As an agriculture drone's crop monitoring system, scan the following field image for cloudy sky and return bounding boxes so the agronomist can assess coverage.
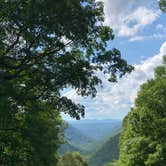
[63,0,166,120]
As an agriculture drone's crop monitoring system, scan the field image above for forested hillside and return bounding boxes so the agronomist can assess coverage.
[59,120,121,153]
[68,120,121,140]
[106,57,166,166]
[59,143,81,155]
[59,120,121,166]
[89,133,120,166]
[59,124,94,155]
[64,124,94,146]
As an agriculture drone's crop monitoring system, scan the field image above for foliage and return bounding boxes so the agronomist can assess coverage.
[116,56,166,166]
[63,124,94,146]
[159,0,166,12]
[59,119,121,157]
[59,123,94,155]
[0,0,133,119]
[57,152,88,166]
[59,143,82,155]
[64,119,121,140]
[0,85,62,165]
[104,161,118,166]
[89,133,120,166]
[0,0,133,165]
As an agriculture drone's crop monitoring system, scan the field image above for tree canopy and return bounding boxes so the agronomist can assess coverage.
[109,3,166,166]
[0,0,133,119]
[0,86,62,165]
[0,0,133,165]
[57,152,88,166]
[115,56,166,166]
[159,0,166,12]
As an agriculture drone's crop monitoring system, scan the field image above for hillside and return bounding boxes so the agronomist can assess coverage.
[58,123,95,155]
[59,143,81,155]
[59,119,121,163]
[65,124,94,146]
[89,133,120,166]
[68,119,121,141]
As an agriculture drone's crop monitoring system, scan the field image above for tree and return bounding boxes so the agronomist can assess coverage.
[0,88,62,165]
[104,162,118,166]
[0,0,133,165]
[0,0,133,119]
[57,152,88,166]
[159,0,166,12]
[117,56,166,166]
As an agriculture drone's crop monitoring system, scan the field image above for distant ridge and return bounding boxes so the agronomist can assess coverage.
[68,119,122,141]
[59,143,80,155]
[67,119,122,123]
[64,124,94,146]
[59,119,121,157]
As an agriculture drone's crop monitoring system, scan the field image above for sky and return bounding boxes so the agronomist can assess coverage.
[62,0,166,120]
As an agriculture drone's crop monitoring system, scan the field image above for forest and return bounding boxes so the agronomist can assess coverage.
[0,0,166,166]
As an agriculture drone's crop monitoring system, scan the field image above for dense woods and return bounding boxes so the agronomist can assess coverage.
[59,120,121,165]
[0,0,133,165]
[57,152,88,166]
[104,2,166,165]
[105,57,166,166]
[89,133,120,166]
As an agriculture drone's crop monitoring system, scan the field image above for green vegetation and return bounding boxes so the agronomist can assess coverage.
[106,57,166,166]
[57,152,88,166]
[104,162,117,166]
[0,0,132,165]
[58,120,121,166]
[159,0,166,12]
[2,0,165,165]
[0,85,62,165]
[67,120,121,141]
[59,132,120,166]
[0,0,133,119]
[89,133,120,166]
[64,124,94,146]
[59,143,82,155]
[59,124,94,155]
[59,120,121,157]
[105,3,166,166]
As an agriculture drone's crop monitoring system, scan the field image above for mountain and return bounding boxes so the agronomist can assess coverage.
[59,143,81,155]
[68,119,121,141]
[59,123,95,155]
[59,119,121,162]
[64,124,94,146]
[89,133,120,166]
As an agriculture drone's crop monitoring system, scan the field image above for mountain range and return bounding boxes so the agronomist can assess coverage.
[59,119,121,166]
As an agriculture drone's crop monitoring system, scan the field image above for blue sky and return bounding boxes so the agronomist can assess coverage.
[105,0,166,64]
[62,0,166,120]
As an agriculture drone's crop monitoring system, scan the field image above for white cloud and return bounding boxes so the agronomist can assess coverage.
[155,23,166,35]
[156,24,164,30]
[129,36,145,42]
[101,0,161,37]
[63,41,166,120]
[129,33,166,42]
[160,41,166,54]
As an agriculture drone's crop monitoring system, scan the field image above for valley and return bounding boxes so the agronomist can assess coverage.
[59,119,122,166]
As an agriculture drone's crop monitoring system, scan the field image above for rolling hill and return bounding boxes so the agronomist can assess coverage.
[64,124,94,146]
[68,119,121,141]
[59,143,81,155]
[89,133,120,166]
[59,123,95,155]
[59,119,121,165]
